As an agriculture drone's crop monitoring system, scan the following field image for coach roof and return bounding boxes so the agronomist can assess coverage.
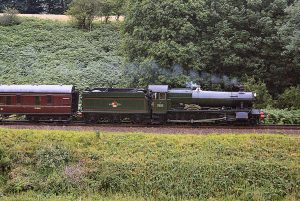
[0,85,74,93]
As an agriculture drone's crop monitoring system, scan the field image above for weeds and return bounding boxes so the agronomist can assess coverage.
[0,129,299,200]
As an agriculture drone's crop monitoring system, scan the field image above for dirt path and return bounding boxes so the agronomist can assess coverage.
[0,13,124,22]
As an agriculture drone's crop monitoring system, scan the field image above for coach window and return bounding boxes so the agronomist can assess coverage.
[0,97,4,105]
[16,95,21,105]
[47,95,52,105]
[6,96,12,105]
[159,93,166,100]
[35,96,41,105]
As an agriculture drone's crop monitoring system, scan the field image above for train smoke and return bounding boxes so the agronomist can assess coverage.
[123,61,241,89]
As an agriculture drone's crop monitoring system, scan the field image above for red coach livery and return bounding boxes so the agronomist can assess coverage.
[0,85,79,121]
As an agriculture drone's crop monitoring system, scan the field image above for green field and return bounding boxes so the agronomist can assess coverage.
[0,128,299,200]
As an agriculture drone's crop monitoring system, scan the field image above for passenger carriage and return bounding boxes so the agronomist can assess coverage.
[0,85,78,121]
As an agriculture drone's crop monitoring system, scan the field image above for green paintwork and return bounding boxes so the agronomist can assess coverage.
[83,92,145,98]
[82,91,148,114]
[151,92,169,114]
[152,99,169,114]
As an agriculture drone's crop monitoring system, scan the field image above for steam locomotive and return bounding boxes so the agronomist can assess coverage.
[0,84,264,124]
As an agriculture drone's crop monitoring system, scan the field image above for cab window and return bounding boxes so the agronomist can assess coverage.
[159,93,166,100]
[152,93,157,100]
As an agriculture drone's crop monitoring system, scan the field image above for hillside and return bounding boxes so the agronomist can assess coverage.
[0,129,299,200]
[0,18,123,91]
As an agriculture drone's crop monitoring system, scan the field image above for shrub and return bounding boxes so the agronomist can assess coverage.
[243,77,273,108]
[0,148,10,174]
[65,0,101,30]
[0,129,299,199]
[5,167,35,193]
[264,109,300,124]
[0,8,20,26]
[277,86,300,109]
[0,19,123,92]
[35,144,71,172]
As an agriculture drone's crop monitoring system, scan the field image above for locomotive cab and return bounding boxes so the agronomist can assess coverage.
[148,85,169,122]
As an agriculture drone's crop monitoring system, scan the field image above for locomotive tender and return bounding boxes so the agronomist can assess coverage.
[0,84,264,124]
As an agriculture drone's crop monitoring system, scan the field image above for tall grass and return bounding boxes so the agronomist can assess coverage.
[0,129,299,200]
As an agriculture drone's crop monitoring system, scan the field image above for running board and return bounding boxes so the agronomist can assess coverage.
[167,117,227,123]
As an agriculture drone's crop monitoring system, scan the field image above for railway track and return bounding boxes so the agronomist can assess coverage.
[0,120,299,130]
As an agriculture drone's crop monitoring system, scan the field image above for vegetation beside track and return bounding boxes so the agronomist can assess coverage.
[0,128,299,200]
[0,18,123,91]
[264,109,300,125]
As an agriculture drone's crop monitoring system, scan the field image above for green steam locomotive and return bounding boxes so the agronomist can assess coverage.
[82,85,264,124]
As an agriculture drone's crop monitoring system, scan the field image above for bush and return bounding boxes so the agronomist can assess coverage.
[264,109,300,124]
[277,86,300,109]
[65,0,101,30]
[35,144,70,172]
[5,167,35,193]
[0,129,299,200]
[0,148,10,174]
[0,8,20,26]
[243,77,273,108]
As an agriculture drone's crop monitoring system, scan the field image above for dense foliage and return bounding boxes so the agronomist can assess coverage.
[122,0,300,95]
[243,77,273,109]
[277,85,300,109]
[0,0,71,14]
[280,0,300,69]
[264,109,300,124]
[0,129,299,200]
[0,0,127,19]
[0,18,123,91]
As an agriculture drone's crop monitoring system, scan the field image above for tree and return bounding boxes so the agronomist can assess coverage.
[122,0,299,94]
[280,0,300,70]
[99,0,113,23]
[42,0,72,14]
[0,0,71,14]
[277,85,300,109]
[195,0,298,95]
[243,77,273,109]
[111,0,126,20]
[65,0,100,30]
[122,0,208,70]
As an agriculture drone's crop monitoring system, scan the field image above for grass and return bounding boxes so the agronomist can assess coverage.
[1,191,145,201]
[0,128,299,200]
